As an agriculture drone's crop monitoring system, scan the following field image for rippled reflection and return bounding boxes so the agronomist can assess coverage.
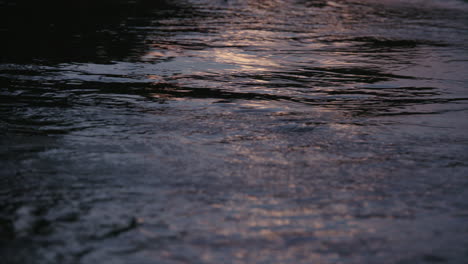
[1,0,468,263]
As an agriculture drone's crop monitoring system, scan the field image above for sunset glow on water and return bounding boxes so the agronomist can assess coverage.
[1,0,468,263]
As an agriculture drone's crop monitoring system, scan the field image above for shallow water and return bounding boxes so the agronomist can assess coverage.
[1,0,468,263]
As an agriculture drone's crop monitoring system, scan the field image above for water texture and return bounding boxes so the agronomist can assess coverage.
[1,0,468,263]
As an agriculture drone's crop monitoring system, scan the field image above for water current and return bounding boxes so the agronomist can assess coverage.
[1,0,468,263]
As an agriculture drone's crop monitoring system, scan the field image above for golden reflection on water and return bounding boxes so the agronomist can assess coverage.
[158,193,362,263]
[204,49,279,72]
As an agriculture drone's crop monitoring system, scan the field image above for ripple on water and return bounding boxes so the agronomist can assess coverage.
[1,0,468,263]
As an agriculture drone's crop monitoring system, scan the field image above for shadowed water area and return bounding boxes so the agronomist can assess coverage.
[1,0,468,263]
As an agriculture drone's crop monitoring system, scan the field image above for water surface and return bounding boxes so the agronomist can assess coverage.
[1,0,468,263]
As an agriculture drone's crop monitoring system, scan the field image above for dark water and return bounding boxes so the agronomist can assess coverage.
[1,0,468,263]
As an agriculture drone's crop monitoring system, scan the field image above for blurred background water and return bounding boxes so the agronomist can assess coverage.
[1,0,468,263]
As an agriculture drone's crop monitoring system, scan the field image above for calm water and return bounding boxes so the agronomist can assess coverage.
[1,0,468,263]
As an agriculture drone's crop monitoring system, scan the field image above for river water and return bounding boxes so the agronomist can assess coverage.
[1,0,468,263]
